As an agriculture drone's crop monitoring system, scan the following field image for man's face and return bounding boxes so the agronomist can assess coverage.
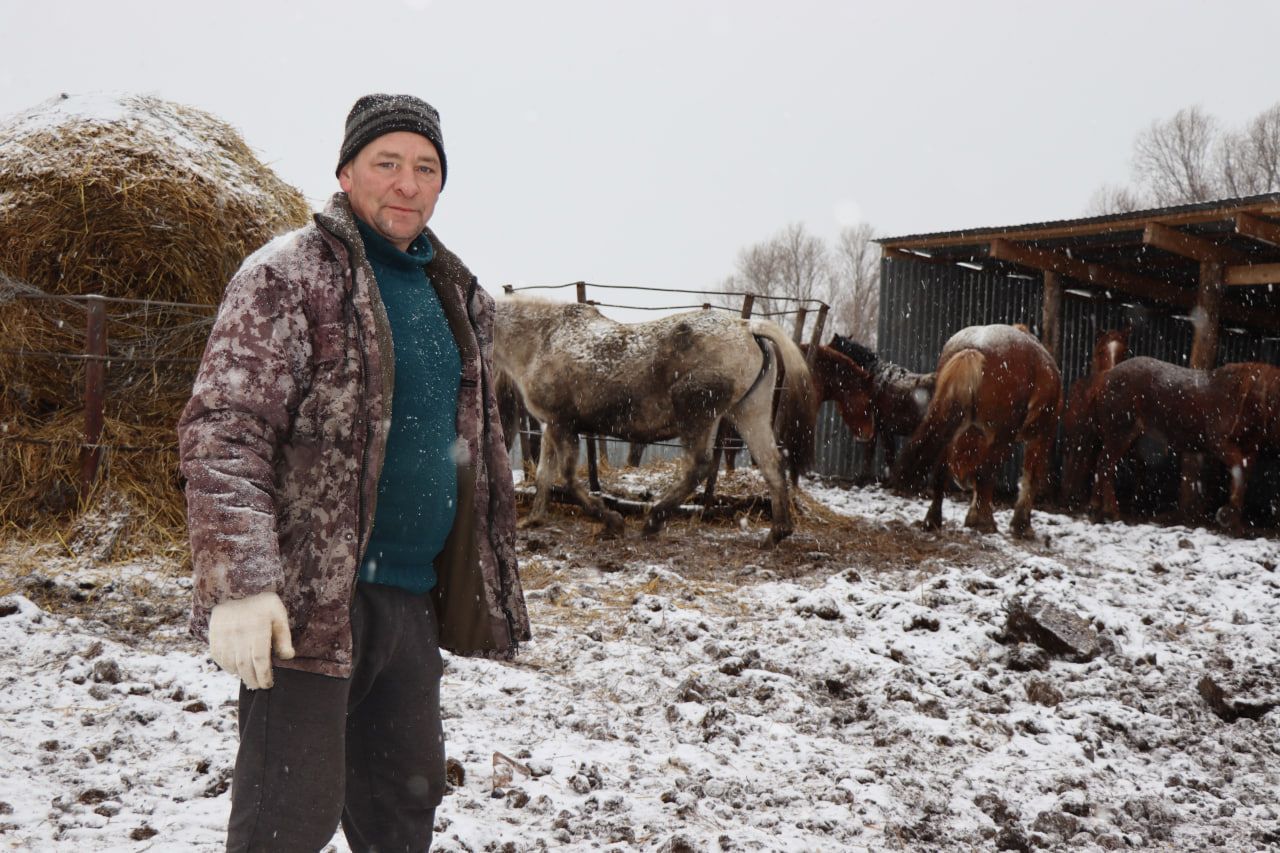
[338,131,443,251]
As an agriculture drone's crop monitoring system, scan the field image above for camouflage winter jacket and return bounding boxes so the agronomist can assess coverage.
[178,193,530,677]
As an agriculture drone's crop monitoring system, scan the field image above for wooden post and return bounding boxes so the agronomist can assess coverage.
[805,304,828,371]
[1041,270,1063,367]
[790,306,808,345]
[1182,260,1225,518]
[1189,261,1224,370]
[78,295,107,503]
[575,282,602,492]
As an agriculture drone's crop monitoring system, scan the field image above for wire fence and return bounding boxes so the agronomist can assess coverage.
[0,279,217,498]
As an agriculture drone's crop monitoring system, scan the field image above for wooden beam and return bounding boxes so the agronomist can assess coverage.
[989,238,1280,332]
[1143,222,1242,264]
[988,238,1193,309]
[1236,212,1280,248]
[1225,262,1280,286]
[880,199,1280,252]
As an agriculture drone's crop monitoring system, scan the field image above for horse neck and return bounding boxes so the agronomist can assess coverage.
[875,361,927,395]
[494,301,556,373]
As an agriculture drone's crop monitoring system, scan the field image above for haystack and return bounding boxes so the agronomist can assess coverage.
[0,93,312,560]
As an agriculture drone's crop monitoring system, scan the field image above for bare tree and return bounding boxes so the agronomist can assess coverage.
[1085,182,1147,216]
[1218,103,1280,196]
[1132,106,1221,205]
[718,220,881,344]
[720,222,829,327]
[828,223,880,346]
[1090,101,1280,212]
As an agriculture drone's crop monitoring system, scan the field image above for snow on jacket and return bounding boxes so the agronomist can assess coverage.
[178,193,530,677]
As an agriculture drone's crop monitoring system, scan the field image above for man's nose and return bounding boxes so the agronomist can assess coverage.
[393,169,419,197]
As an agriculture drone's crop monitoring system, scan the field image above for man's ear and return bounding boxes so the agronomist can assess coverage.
[338,163,353,193]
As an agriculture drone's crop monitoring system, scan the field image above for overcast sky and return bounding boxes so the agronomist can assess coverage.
[2,1,1277,318]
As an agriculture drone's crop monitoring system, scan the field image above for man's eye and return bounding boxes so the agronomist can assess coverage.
[417,165,435,175]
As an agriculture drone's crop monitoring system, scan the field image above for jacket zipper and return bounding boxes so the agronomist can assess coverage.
[351,258,371,566]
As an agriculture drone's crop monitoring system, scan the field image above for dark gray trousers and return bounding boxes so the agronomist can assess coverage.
[226,582,445,853]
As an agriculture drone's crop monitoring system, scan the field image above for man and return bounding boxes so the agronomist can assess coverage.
[179,94,530,852]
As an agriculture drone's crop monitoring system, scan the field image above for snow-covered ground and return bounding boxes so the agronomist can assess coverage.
[2,480,1279,851]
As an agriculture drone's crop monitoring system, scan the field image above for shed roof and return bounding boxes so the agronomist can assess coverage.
[877,193,1280,332]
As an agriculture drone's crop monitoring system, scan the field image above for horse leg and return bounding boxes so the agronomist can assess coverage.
[1214,446,1251,533]
[1091,433,1129,523]
[855,440,874,485]
[537,425,625,537]
[524,424,564,528]
[1011,433,1053,538]
[880,434,897,483]
[922,462,946,530]
[730,408,794,548]
[963,460,999,534]
[626,442,645,467]
[643,428,715,538]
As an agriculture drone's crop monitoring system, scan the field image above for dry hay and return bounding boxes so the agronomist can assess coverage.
[0,93,312,560]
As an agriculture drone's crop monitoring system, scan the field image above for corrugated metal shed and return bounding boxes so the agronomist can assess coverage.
[831,194,1280,494]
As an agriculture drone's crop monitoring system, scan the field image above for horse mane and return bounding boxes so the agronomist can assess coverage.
[828,334,879,372]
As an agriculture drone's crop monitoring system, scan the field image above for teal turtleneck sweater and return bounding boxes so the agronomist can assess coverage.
[355,218,461,595]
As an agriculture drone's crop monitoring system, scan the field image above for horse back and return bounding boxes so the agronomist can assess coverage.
[1096,357,1213,449]
[937,327,1060,436]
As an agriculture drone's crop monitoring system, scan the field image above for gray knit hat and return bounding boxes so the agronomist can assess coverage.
[336,94,447,187]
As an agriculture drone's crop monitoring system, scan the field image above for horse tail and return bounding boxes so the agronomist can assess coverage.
[748,319,818,481]
[495,368,522,452]
[891,349,984,490]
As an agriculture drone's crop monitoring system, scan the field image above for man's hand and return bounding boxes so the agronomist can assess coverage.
[208,592,296,690]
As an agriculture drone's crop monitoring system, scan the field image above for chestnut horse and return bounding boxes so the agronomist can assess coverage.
[892,324,1062,537]
[493,296,817,546]
[1091,357,1280,532]
[799,343,877,444]
[1059,328,1131,508]
[828,334,935,481]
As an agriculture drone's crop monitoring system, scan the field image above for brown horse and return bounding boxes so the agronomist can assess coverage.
[1059,328,1131,508]
[493,296,817,546]
[1091,357,1280,531]
[892,324,1062,537]
[799,343,877,443]
[828,334,935,481]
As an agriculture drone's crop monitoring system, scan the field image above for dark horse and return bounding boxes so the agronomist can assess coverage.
[1059,328,1131,509]
[828,334,935,481]
[1091,357,1280,532]
[493,296,817,546]
[892,324,1062,537]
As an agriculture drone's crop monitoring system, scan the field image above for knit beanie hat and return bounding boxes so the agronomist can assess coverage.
[336,94,447,187]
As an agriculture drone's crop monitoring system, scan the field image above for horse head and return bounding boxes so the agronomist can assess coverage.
[827,333,879,373]
[805,344,876,442]
[1090,327,1131,375]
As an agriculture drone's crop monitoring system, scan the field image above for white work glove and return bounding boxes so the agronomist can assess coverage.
[208,591,295,690]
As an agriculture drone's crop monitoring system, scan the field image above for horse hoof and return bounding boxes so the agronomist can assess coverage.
[518,516,545,530]
[1214,506,1243,533]
[762,527,791,548]
[1010,522,1034,540]
[922,515,942,531]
